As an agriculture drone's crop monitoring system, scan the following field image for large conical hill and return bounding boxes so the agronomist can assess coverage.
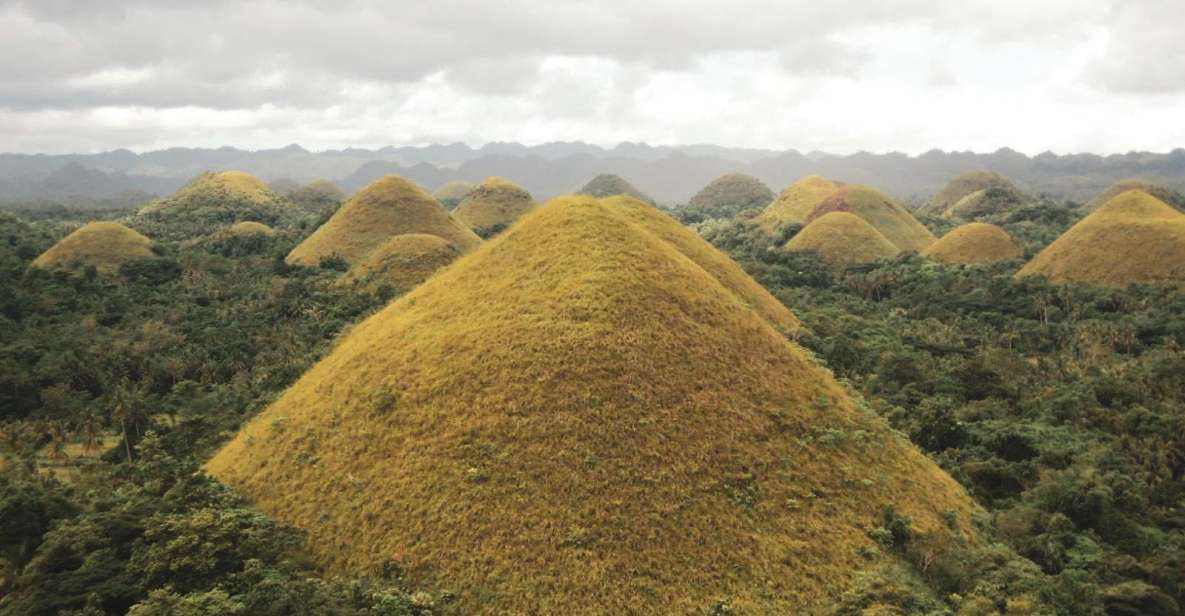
[1084,179,1185,212]
[578,173,654,204]
[785,212,899,269]
[806,185,936,251]
[923,223,1022,265]
[208,195,978,613]
[925,170,1025,217]
[32,221,154,273]
[137,170,296,239]
[688,173,775,218]
[342,233,460,292]
[452,176,538,235]
[1017,190,1185,287]
[285,175,480,267]
[756,175,841,233]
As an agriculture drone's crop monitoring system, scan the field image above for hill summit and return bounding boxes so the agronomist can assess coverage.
[756,175,842,233]
[807,185,936,252]
[286,175,479,267]
[1084,179,1185,212]
[32,221,154,273]
[342,233,460,292]
[688,173,775,218]
[431,180,477,208]
[578,173,654,204]
[923,222,1022,265]
[924,170,1025,218]
[208,194,977,613]
[452,176,538,235]
[1017,190,1185,287]
[785,211,899,269]
[137,170,295,239]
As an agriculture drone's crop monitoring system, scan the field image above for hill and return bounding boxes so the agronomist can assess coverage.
[1017,190,1185,287]
[226,221,276,237]
[577,173,654,203]
[1084,179,1185,212]
[687,173,775,218]
[431,180,476,209]
[285,175,480,267]
[342,233,460,291]
[922,222,1022,265]
[806,185,936,252]
[207,194,978,613]
[31,221,154,273]
[924,170,1025,217]
[785,212,899,269]
[756,176,841,233]
[136,170,296,239]
[452,176,538,235]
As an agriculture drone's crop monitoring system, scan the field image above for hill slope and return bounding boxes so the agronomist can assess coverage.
[452,176,538,234]
[785,212,899,269]
[342,233,460,291]
[578,173,654,203]
[688,173,775,218]
[923,223,1022,265]
[806,185,936,252]
[286,175,479,266]
[136,170,296,239]
[924,170,1025,217]
[756,175,841,233]
[1084,179,1185,212]
[32,221,154,273]
[1017,190,1185,287]
[208,195,977,614]
[431,180,476,209]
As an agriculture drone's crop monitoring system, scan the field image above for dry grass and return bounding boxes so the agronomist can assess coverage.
[1017,189,1185,287]
[227,221,277,237]
[578,174,653,203]
[431,181,477,208]
[140,170,277,214]
[452,176,538,232]
[343,233,460,292]
[689,173,775,212]
[757,175,841,233]
[208,195,978,614]
[1084,178,1185,212]
[286,175,481,266]
[924,170,1021,216]
[786,212,899,269]
[924,223,1022,265]
[32,221,154,273]
[807,185,936,252]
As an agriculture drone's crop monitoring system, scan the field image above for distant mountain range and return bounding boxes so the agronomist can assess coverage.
[2,142,1183,209]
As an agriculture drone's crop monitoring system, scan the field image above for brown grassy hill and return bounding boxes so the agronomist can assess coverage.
[925,170,1023,216]
[226,221,276,237]
[286,175,480,267]
[136,170,296,239]
[1084,179,1185,212]
[807,185,936,252]
[208,195,978,614]
[342,233,459,291]
[452,176,538,234]
[32,221,154,273]
[785,212,899,269]
[756,175,841,233]
[578,173,654,203]
[688,173,775,217]
[923,223,1022,265]
[431,180,477,209]
[140,171,276,215]
[1017,190,1185,287]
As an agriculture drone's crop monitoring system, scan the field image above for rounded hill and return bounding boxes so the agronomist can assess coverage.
[285,175,480,267]
[785,212,899,269]
[925,170,1024,217]
[756,175,841,233]
[1017,190,1185,287]
[578,173,653,204]
[208,194,978,614]
[1084,179,1185,212]
[431,180,476,209]
[806,185,936,252]
[452,176,538,235]
[137,170,295,239]
[32,221,154,273]
[343,233,460,292]
[923,222,1022,265]
[688,173,774,218]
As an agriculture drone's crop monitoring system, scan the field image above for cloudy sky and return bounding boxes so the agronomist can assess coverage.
[1,0,1182,155]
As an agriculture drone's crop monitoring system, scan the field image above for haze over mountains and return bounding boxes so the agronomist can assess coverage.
[4,142,1185,209]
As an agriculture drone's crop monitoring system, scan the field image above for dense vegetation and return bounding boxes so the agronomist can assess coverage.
[1,188,1183,614]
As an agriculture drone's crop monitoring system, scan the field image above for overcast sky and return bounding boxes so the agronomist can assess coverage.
[1,0,1183,155]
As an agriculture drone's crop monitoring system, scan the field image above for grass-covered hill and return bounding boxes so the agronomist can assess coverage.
[451,176,538,237]
[285,174,479,267]
[341,232,460,293]
[135,171,300,240]
[806,185,936,252]
[31,221,155,274]
[923,222,1023,265]
[207,195,978,613]
[785,211,899,269]
[1084,178,1185,212]
[687,172,775,219]
[430,180,476,209]
[924,170,1027,219]
[577,173,654,203]
[756,175,841,233]
[1018,189,1185,287]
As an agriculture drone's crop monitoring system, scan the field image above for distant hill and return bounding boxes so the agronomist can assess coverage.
[3,144,1184,209]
